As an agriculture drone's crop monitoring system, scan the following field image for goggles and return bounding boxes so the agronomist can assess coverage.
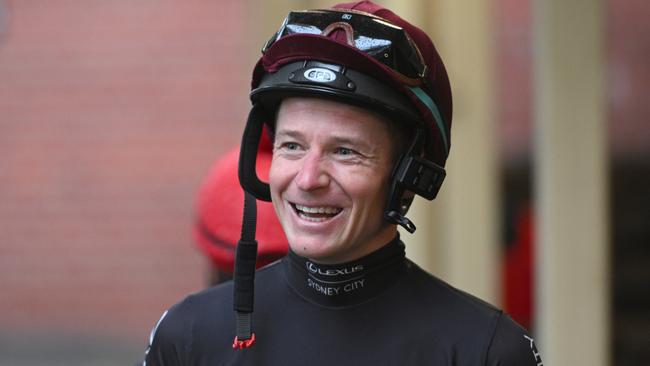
[262,9,428,84]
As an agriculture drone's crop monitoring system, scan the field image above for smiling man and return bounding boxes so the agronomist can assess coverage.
[143,2,542,365]
[271,98,397,264]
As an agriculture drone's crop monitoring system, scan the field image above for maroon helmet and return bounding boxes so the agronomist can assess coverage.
[239,1,452,232]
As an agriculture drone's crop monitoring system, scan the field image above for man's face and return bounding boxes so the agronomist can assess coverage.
[270,97,397,264]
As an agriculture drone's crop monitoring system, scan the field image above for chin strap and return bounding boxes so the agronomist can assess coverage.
[239,104,272,202]
[232,192,258,350]
[385,210,416,233]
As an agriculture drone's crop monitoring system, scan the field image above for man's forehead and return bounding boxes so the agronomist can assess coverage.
[276,97,390,129]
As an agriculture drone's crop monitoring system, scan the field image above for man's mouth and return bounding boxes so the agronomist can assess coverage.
[291,203,343,222]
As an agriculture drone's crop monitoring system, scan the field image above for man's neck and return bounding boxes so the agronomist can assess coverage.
[283,235,407,308]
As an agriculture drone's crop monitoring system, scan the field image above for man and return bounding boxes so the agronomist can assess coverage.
[144,2,543,365]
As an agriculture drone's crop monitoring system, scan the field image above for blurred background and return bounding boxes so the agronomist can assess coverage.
[0,0,647,365]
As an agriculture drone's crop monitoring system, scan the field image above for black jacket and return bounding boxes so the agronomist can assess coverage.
[144,238,542,365]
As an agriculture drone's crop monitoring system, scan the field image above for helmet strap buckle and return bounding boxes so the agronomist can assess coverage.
[384,129,446,233]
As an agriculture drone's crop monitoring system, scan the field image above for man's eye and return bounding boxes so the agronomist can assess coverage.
[276,142,300,151]
[335,147,355,156]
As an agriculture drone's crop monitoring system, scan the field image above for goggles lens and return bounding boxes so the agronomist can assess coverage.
[263,9,427,81]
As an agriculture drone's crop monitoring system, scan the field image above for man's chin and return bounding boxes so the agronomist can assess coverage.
[288,240,340,262]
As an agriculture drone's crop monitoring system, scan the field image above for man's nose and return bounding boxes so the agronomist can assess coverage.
[295,151,330,191]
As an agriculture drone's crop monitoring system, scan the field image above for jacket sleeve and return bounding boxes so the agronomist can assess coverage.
[486,313,543,366]
[143,300,194,366]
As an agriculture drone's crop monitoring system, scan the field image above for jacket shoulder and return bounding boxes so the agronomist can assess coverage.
[487,314,543,365]
[404,260,543,365]
[143,282,234,365]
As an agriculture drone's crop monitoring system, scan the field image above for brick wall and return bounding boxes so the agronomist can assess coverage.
[0,0,255,342]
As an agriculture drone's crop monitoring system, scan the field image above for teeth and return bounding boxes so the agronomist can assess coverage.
[295,204,342,215]
[299,215,328,222]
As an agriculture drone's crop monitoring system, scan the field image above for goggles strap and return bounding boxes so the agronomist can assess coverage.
[409,86,449,155]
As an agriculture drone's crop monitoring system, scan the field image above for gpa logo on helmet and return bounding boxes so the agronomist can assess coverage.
[304,68,337,83]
